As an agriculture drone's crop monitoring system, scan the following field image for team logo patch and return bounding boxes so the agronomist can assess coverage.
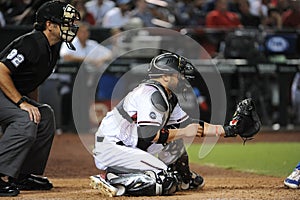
[230,119,238,126]
[149,112,156,119]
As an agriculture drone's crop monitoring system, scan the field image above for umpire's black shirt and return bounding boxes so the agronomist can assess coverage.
[0,30,61,95]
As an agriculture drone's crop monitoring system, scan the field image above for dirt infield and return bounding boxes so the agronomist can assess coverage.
[7,132,300,199]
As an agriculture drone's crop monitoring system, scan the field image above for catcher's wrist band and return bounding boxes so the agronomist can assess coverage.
[199,120,204,137]
[198,120,204,127]
[16,96,28,107]
[157,128,169,144]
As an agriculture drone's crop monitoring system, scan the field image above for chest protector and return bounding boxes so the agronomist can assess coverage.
[116,80,178,127]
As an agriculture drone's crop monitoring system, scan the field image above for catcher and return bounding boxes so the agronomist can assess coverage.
[90,52,261,197]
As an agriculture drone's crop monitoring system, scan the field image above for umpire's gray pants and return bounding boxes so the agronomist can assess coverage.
[0,90,55,178]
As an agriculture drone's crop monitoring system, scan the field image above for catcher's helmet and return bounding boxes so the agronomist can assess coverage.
[35,0,80,50]
[148,52,196,81]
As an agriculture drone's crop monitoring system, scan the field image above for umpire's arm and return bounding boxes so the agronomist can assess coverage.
[0,62,24,105]
[0,62,41,123]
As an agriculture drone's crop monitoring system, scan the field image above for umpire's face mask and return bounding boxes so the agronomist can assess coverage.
[60,4,80,50]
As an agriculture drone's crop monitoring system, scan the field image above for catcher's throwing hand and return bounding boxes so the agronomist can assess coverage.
[223,98,261,142]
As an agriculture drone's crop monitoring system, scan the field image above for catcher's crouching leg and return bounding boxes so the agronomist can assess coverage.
[159,139,205,190]
[168,150,205,190]
[106,170,179,196]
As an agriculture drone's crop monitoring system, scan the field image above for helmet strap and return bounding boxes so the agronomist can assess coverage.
[59,24,78,50]
[66,42,76,51]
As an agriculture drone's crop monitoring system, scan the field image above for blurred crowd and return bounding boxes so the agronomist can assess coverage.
[0,0,300,29]
[1,0,299,130]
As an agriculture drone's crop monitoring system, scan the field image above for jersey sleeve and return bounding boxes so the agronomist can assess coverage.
[59,42,72,58]
[1,35,37,73]
[168,103,189,125]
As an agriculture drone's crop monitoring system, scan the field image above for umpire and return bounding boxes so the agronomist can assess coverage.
[0,1,80,197]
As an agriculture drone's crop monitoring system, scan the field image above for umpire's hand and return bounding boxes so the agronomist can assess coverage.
[20,102,41,124]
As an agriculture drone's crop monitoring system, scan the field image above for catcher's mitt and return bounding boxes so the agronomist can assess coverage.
[224,98,261,143]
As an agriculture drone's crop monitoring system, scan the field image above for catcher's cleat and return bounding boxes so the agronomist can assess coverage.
[189,171,205,189]
[180,171,205,190]
[90,175,118,197]
[9,174,53,190]
[284,163,300,189]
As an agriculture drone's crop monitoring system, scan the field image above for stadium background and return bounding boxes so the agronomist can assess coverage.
[1,25,300,199]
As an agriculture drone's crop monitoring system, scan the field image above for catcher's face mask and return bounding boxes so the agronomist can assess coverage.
[178,56,196,81]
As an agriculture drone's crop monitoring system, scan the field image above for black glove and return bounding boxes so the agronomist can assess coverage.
[223,98,261,141]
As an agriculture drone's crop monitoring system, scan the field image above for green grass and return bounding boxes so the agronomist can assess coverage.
[186,142,300,177]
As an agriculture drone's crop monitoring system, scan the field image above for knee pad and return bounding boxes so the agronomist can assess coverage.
[106,170,179,196]
[156,170,179,195]
[145,170,179,195]
[106,172,158,196]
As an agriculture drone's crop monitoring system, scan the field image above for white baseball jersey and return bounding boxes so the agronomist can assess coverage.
[60,37,111,61]
[102,7,131,28]
[94,81,189,172]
